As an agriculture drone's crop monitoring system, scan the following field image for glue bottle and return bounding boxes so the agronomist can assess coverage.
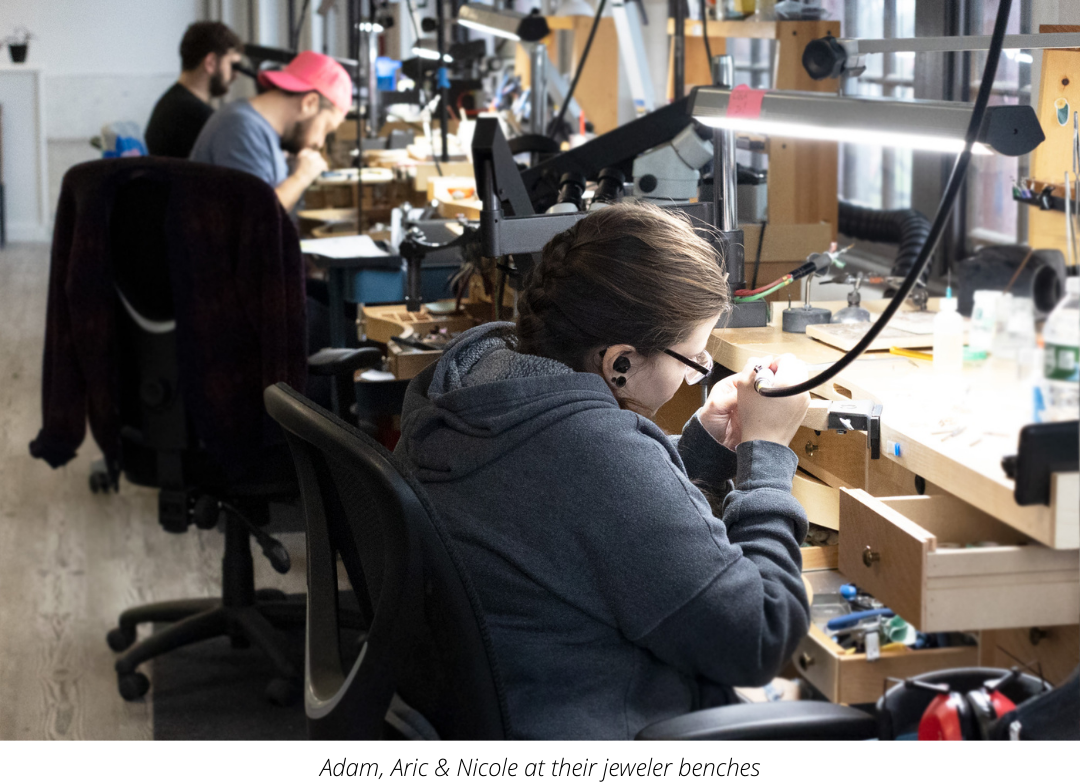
[933,296,964,374]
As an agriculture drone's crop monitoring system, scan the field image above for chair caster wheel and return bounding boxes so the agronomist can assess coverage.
[89,472,111,494]
[266,677,300,707]
[107,626,137,652]
[118,672,150,701]
[256,588,288,602]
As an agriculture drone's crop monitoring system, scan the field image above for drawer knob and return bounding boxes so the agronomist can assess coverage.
[805,442,819,457]
[798,652,815,669]
[863,546,881,567]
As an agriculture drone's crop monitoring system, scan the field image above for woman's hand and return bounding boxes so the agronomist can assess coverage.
[698,371,741,451]
[735,354,811,448]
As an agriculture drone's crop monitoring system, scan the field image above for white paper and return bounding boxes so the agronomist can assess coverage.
[300,234,389,259]
[865,631,880,661]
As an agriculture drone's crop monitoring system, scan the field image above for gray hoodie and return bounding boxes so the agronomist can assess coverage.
[396,322,810,739]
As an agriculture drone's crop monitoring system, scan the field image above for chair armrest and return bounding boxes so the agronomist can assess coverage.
[636,701,877,741]
[307,347,384,377]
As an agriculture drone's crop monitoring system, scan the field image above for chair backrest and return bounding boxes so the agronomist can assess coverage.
[264,382,509,740]
[109,174,192,491]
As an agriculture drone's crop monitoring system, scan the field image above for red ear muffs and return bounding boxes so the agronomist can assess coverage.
[919,692,974,740]
[918,688,1018,741]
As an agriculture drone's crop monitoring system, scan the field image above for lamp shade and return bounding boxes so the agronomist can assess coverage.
[689,88,1044,156]
[456,3,550,43]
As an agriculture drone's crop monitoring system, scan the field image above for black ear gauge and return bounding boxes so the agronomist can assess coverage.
[613,356,630,373]
[613,377,627,388]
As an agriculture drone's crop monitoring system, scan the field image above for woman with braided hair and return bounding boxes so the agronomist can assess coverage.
[396,202,812,739]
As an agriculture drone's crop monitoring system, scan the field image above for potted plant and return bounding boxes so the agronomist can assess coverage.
[7,27,33,64]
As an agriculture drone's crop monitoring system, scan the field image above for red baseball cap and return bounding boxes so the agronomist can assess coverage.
[258,50,353,113]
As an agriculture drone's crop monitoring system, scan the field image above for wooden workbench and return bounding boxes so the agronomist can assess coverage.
[707,298,1080,698]
[707,298,1079,550]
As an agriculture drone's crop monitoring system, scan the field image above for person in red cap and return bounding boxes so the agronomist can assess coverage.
[190,50,353,211]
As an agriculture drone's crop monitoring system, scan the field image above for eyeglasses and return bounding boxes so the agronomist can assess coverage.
[664,348,713,385]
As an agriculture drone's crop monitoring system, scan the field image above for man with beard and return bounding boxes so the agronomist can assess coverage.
[189,51,350,211]
[145,22,243,158]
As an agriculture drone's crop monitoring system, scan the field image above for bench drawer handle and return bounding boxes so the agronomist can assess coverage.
[863,547,881,567]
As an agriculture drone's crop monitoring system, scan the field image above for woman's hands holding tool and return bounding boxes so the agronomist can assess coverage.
[699,355,811,449]
[736,354,811,447]
[698,372,742,450]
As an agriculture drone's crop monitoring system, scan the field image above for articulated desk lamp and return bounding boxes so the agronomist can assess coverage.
[687,0,1047,398]
[456,3,552,138]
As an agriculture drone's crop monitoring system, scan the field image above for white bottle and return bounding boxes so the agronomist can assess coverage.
[969,290,1002,360]
[1043,277,1080,422]
[933,296,964,373]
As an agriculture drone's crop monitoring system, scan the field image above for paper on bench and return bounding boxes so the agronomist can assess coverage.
[300,234,388,259]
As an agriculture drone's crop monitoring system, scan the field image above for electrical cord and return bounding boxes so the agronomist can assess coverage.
[701,0,713,65]
[757,0,1013,398]
[547,0,608,139]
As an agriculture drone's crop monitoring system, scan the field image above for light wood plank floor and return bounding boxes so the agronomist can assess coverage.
[0,243,306,739]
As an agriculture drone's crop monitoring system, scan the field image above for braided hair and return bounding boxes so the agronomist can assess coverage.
[517,202,730,371]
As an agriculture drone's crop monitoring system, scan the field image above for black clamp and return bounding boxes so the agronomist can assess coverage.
[824,400,884,459]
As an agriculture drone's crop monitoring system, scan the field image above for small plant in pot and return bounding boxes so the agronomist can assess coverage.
[7,27,33,64]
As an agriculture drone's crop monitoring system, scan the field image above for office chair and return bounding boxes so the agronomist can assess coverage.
[96,171,380,705]
[264,382,509,739]
[265,383,883,740]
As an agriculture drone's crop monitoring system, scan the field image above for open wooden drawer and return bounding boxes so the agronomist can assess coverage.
[792,623,979,704]
[839,490,1080,632]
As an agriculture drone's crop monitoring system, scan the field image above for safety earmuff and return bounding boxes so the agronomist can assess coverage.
[917,687,1017,741]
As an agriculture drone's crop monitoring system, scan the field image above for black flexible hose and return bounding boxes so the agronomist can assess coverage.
[838,201,932,282]
[547,0,608,139]
[759,0,1013,398]
[701,0,713,65]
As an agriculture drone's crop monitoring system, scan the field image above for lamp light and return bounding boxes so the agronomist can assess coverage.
[413,39,453,62]
[456,3,550,43]
[689,88,1045,156]
[555,0,595,16]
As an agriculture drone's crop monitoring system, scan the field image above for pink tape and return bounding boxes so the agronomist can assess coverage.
[726,84,767,119]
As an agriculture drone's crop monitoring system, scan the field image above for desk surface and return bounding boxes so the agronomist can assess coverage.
[709,299,1079,550]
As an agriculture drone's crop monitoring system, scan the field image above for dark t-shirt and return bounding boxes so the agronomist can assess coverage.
[145,83,214,158]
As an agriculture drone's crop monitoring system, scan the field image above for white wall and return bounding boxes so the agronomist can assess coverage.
[0,0,202,139]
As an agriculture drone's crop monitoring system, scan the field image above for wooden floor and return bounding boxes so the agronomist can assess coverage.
[0,243,306,739]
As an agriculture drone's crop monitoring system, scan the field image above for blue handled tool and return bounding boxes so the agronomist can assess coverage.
[826,608,894,631]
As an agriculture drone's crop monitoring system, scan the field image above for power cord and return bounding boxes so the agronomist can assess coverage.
[758,0,1013,398]
[547,0,609,139]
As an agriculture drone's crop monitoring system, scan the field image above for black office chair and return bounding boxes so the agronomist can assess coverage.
[99,173,380,705]
[265,383,883,740]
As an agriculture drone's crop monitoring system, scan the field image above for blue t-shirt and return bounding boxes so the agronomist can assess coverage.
[189,100,288,187]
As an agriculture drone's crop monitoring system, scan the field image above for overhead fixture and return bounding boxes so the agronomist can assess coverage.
[455,3,550,43]
[413,39,453,62]
[689,88,1045,156]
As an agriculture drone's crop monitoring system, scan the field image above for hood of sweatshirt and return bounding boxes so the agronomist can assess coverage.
[398,322,619,482]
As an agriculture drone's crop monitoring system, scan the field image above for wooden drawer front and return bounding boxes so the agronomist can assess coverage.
[792,625,979,704]
[387,343,442,380]
[792,470,839,530]
[794,426,867,489]
[839,490,1080,632]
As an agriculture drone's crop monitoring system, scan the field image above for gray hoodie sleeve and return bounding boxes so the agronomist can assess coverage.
[675,414,738,495]
[583,419,809,689]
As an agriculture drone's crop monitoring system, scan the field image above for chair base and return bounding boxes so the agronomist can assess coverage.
[109,595,306,705]
[106,509,305,706]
